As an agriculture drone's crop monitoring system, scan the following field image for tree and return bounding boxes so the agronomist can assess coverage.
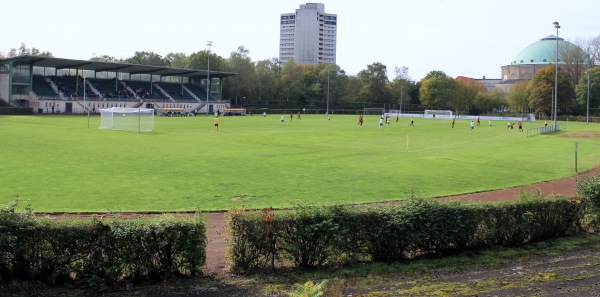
[165,52,190,68]
[388,66,415,111]
[123,51,169,66]
[561,38,591,86]
[314,63,347,108]
[357,62,390,104]
[527,65,575,113]
[188,50,226,71]
[575,66,600,110]
[280,59,305,103]
[455,79,487,114]
[419,70,457,110]
[7,43,53,57]
[506,81,530,114]
[224,46,257,105]
[255,59,279,103]
[90,54,121,63]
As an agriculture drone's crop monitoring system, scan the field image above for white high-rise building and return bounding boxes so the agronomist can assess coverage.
[279,3,337,65]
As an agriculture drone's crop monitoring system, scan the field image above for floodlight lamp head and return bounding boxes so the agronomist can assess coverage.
[553,21,560,29]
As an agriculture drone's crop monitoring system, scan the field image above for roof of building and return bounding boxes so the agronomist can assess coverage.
[0,55,237,79]
[495,79,528,85]
[511,35,587,66]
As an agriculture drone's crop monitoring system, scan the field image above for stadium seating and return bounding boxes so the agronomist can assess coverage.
[184,83,210,101]
[155,82,196,102]
[52,76,98,99]
[88,78,134,101]
[123,81,168,102]
[32,75,59,98]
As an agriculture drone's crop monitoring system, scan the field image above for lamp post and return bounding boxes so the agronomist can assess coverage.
[326,63,330,115]
[553,21,560,130]
[587,65,591,125]
[400,84,403,115]
[84,74,89,128]
[206,41,212,115]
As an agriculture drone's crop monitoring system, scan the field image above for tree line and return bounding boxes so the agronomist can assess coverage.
[2,37,600,115]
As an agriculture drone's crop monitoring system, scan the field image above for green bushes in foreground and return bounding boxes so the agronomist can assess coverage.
[0,201,206,288]
[226,196,584,272]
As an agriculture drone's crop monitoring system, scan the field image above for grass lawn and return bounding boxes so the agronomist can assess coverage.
[1,114,599,213]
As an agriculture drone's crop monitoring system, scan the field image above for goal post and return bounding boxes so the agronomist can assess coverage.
[363,107,384,115]
[424,109,453,118]
[99,107,154,132]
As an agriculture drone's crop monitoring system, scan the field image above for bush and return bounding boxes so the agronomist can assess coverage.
[226,196,584,271]
[577,173,600,209]
[0,200,206,288]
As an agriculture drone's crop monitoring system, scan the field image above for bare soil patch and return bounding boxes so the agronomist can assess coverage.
[560,131,600,138]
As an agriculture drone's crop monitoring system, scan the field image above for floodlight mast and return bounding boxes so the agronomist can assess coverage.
[553,21,560,130]
[326,63,330,115]
[206,41,212,116]
[84,74,89,128]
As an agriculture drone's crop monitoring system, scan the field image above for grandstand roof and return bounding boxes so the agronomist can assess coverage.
[0,55,237,79]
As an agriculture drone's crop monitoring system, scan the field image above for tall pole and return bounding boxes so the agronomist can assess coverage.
[326,64,330,115]
[587,67,590,125]
[206,41,212,115]
[400,84,403,115]
[553,21,560,130]
[84,74,89,128]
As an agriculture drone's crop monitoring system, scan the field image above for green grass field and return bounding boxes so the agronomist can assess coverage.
[1,114,599,213]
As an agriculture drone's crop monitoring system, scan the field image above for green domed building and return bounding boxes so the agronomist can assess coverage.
[501,35,587,80]
[495,35,589,93]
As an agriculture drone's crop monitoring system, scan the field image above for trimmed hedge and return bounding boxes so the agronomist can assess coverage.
[226,197,583,272]
[0,201,206,288]
[0,107,33,115]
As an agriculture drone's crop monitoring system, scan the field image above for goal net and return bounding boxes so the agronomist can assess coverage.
[99,107,154,132]
[363,108,384,115]
[424,109,453,118]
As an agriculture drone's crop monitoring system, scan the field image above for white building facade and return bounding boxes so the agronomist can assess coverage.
[279,3,337,65]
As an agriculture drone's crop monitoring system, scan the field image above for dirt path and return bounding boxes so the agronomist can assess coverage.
[203,166,600,275]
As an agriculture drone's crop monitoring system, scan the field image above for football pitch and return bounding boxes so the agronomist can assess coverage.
[1,114,599,213]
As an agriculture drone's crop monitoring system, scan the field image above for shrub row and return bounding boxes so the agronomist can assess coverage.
[0,107,33,115]
[0,201,206,288]
[226,196,584,272]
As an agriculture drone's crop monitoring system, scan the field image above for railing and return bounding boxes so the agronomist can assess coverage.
[526,123,568,137]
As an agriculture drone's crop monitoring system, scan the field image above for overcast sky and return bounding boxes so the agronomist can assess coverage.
[2,0,598,81]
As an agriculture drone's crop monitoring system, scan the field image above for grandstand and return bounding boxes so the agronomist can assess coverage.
[0,56,237,114]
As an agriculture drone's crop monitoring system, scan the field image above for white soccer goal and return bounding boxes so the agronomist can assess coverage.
[424,109,453,118]
[99,107,154,132]
[363,108,384,115]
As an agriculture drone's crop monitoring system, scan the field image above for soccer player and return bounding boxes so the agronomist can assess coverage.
[379,116,384,129]
[544,120,548,127]
[477,117,480,126]
[488,119,492,129]
[280,114,285,126]
[385,115,390,127]
[297,111,301,120]
[518,121,523,132]
[396,113,399,122]
[328,113,331,121]
[263,111,267,117]
[409,117,414,126]
[470,120,475,131]
[214,116,219,131]
[290,112,293,122]
[358,114,363,126]
[452,118,455,128]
